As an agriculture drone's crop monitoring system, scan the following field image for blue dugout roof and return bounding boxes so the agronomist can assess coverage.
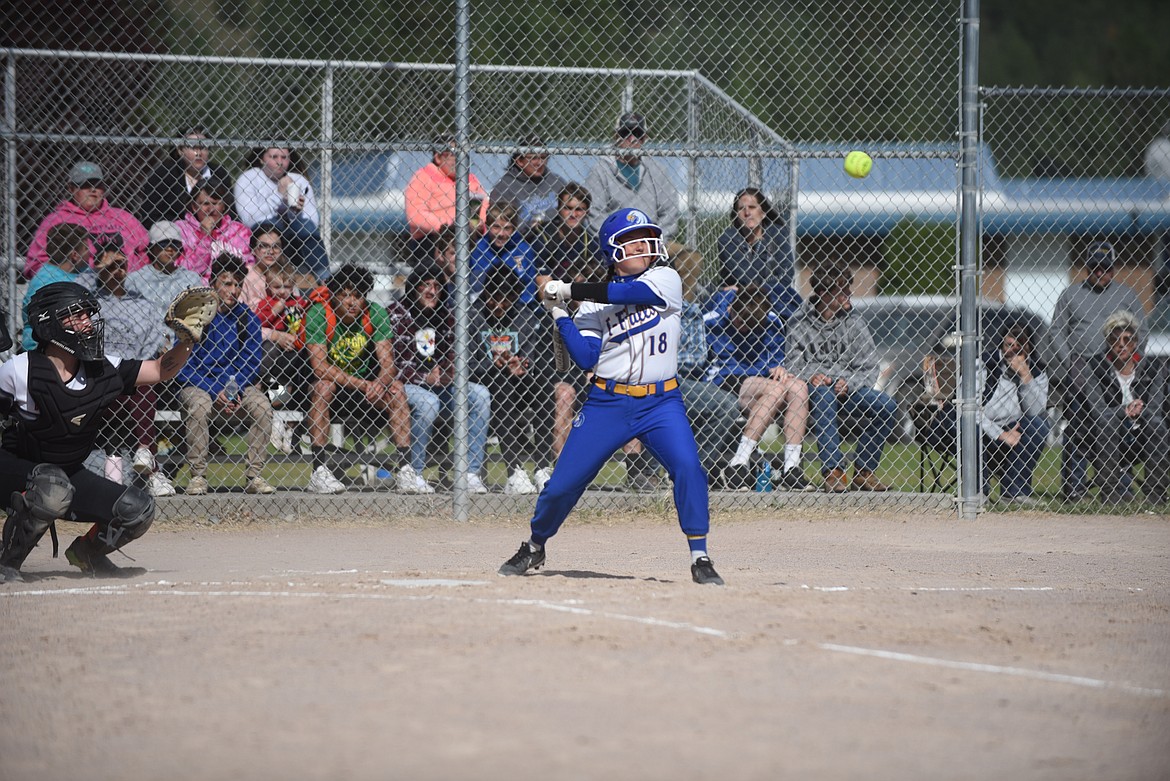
[316,142,1170,237]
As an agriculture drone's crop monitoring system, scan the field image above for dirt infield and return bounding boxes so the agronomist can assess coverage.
[2,508,1168,781]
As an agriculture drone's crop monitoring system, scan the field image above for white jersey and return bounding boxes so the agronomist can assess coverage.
[575,265,682,384]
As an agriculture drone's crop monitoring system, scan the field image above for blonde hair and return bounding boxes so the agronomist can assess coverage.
[1103,309,1140,342]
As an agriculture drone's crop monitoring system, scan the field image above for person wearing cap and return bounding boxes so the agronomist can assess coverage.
[234,145,330,283]
[489,133,567,235]
[85,242,178,498]
[21,223,91,351]
[1078,310,1168,505]
[1051,241,1145,501]
[585,113,704,299]
[24,161,150,279]
[404,133,490,241]
[139,125,233,227]
[125,221,206,314]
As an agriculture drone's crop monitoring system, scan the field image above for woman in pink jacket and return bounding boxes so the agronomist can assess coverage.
[405,134,489,240]
[177,178,254,281]
[24,161,150,278]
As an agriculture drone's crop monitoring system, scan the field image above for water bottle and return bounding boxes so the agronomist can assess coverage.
[754,460,774,492]
[224,374,240,403]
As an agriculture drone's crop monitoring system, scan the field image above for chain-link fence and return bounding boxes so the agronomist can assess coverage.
[2,2,1167,519]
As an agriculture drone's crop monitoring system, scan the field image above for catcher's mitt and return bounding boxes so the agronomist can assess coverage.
[165,286,218,344]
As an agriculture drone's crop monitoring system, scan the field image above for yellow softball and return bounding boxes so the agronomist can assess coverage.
[844,151,873,179]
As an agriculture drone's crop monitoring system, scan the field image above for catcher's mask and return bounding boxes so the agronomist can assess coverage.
[28,281,106,361]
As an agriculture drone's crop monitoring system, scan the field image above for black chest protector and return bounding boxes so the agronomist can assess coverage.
[4,352,137,466]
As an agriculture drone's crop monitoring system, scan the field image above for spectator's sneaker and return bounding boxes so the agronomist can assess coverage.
[823,468,850,493]
[466,473,489,494]
[627,470,661,492]
[306,465,346,494]
[720,463,753,491]
[147,472,177,497]
[1004,495,1039,508]
[185,476,210,496]
[498,541,545,576]
[690,556,725,585]
[534,467,553,493]
[396,465,435,495]
[132,447,156,475]
[778,467,815,492]
[504,468,538,495]
[269,419,294,454]
[852,469,889,492]
[245,476,277,495]
[65,536,129,578]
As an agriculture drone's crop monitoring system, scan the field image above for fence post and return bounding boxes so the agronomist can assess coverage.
[319,62,334,260]
[451,0,472,521]
[958,0,982,519]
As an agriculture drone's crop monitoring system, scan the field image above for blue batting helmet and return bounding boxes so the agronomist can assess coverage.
[596,208,667,266]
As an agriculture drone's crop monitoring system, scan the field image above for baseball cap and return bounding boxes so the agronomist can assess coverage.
[616,113,647,138]
[1085,241,1116,270]
[68,161,105,185]
[149,221,183,246]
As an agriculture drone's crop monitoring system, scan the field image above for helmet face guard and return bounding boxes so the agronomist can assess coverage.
[28,282,106,361]
[598,208,667,267]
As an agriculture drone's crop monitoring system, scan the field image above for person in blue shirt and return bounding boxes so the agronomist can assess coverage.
[176,254,274,495]
[704,283,813,491]
[468,201,548,304]
[22,223,91,351]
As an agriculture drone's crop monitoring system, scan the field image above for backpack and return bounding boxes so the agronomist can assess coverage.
[299,285,373,349]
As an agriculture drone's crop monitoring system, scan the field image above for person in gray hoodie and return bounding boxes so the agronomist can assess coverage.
[786,262,898,492]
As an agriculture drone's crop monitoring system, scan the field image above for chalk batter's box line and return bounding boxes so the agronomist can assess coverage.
[5,582,1165,699]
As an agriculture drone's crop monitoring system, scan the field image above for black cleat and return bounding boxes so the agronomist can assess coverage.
[720,463,753,491]
[777,467,816,492]
[65,537,132,578]
[0,564,25,583]
[691,556,724,585]
[498,541,546,576]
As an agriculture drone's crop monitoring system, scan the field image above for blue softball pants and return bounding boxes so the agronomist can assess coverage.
[529,384,710,544]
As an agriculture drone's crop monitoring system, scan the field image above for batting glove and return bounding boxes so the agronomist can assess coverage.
[543,280,573,305]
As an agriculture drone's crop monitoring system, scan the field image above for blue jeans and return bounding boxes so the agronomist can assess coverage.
[280,212,331,281]
[809,385,898,473]
[985,414,1050,499]
[403,382,490,474]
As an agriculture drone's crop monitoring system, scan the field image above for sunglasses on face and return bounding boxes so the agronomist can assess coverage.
[155,240,183,252]
[616,129,646,140]
[77,180,106,190]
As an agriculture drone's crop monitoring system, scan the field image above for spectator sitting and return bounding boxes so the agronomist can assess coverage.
[705,282,812,491]
[677,296,742,478]
[404,132,490,242]
[717,186,795,291]
[469,201,548,304]
[175,254,275,496]
[21,224,91,352]
[387,261,491,494]
[585,113,702,299]
[489,133,567,235]
[302,264,424,494]
[25,161,150,278]
[234,145,330,283]
[139,125,233,227]
[529,182,607,285]
[84,244,177,497]
[177,178,253,281]
[256,260,311,401]
[468,264,557,495]
[1081,310,1168,505]
[786,262,898,493]
[241,223,289,307]
[1051,241,1144,500]
[125,221,206,313]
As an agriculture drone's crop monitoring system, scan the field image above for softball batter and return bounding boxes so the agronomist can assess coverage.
[498,208,723,585]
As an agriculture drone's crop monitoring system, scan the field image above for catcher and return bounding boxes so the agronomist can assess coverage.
[0,281,216,582]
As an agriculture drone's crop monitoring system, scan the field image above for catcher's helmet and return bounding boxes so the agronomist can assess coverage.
[597,208,666,267]
[28,281,106,361]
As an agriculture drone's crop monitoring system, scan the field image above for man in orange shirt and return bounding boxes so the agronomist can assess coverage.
[404,133,489,241]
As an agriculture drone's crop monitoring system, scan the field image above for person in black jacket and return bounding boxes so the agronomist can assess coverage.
[139,126,233,227]
[1079,310,1168,505]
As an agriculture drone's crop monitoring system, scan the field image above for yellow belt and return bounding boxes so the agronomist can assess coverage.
[593,378,679,397]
